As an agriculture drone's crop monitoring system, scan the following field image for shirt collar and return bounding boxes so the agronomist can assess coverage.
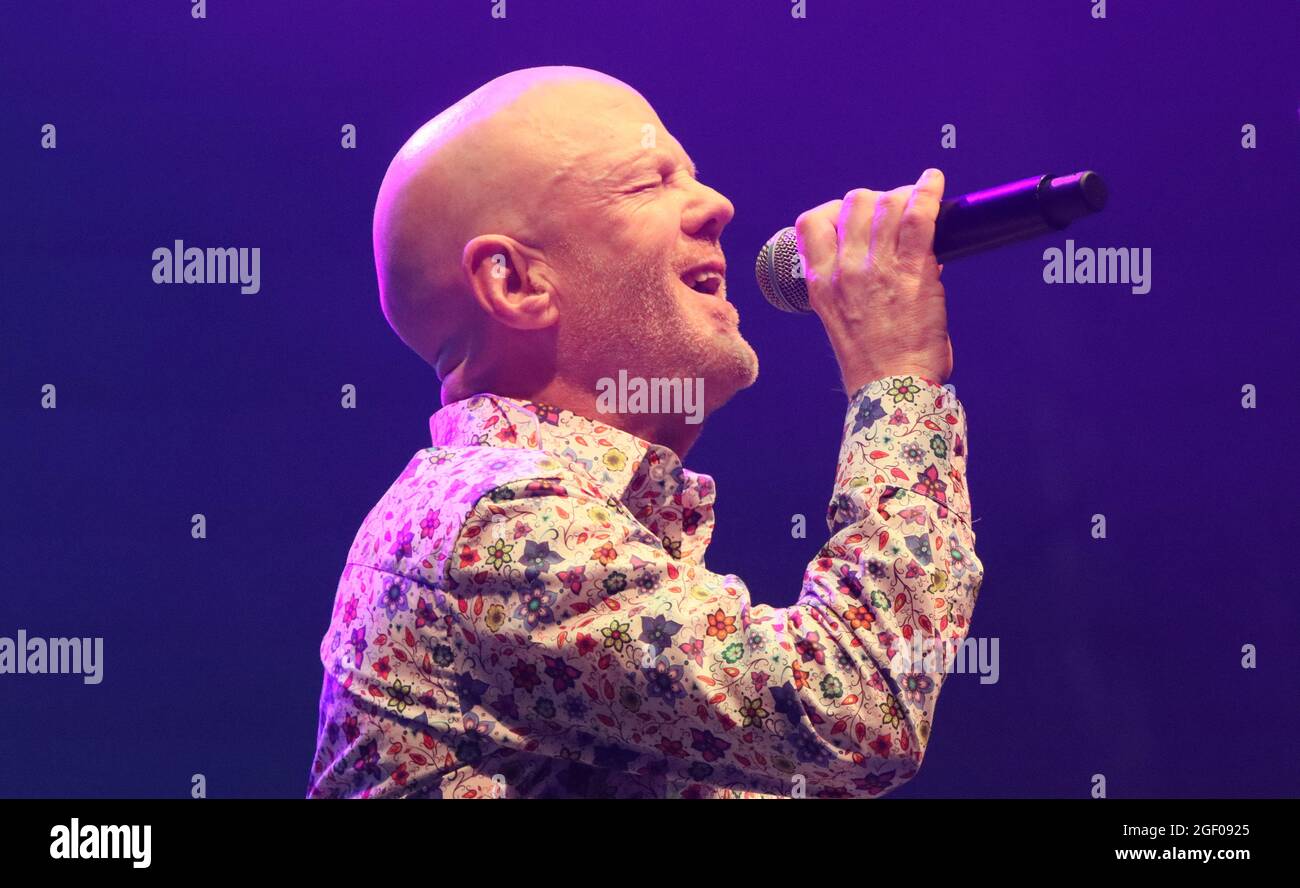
[429,393,717,562]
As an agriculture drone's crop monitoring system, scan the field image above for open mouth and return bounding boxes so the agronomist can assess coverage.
[680,266,726,297]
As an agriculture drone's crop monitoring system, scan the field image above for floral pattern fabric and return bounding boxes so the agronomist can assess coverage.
[307,375,983,798]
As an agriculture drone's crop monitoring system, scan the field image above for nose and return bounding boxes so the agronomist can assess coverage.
[683,180,735,241]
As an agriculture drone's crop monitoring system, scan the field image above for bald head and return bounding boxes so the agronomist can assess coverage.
[372,66,655,380]
[370,65,754,440]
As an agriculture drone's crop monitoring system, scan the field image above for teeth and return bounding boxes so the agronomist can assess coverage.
[682,268,724,295]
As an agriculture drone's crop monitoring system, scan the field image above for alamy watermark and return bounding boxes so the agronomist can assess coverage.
[596,369,704,424]
[889,634,999,685]
[1043,239,1151,294]
[0,629,103,684]
[152,239,261,294]
[49,818,150,868]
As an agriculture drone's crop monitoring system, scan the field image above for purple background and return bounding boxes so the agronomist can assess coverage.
[2,0,1297,798]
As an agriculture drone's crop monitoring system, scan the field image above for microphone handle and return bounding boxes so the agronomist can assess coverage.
[932,171,1108,262]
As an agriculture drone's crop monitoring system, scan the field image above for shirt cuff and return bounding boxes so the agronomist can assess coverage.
[835,374,971,526]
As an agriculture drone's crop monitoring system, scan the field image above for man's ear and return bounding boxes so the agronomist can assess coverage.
[461,235,559,330]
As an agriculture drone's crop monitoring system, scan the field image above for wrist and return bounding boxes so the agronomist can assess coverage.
[842,365,943,395]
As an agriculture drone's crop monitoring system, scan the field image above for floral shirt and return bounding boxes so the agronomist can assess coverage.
[307,375,983,798]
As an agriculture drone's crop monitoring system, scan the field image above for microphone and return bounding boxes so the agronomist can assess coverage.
[755,170,1108,313]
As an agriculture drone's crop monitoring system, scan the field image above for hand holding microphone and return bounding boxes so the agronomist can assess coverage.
[790,169,954,393]
[760,169,1108,393]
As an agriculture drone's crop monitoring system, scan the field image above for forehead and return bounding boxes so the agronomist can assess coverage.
[527,81,691,180]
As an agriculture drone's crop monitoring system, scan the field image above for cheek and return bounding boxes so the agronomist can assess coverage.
[607,200,680,255]
[560,204,682,307]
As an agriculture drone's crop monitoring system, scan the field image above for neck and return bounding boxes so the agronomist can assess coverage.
[456,375,706,459]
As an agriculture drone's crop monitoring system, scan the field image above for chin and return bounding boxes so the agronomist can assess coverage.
[701,339,759,411]
[724,328,760,382]
[730,345,760,391]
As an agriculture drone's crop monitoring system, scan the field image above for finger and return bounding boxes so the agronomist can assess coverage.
[793,198,843,286]
[835,188,880,280]
[898,168,945,264]
[868,184,914,264]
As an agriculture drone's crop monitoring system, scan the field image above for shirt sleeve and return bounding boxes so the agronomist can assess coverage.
[443,374,984,798]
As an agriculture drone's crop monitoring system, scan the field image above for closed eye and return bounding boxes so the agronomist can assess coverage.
[619,176,662,194]
[623,166,698,194]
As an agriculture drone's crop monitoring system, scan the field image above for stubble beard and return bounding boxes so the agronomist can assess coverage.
[558,244,759,406]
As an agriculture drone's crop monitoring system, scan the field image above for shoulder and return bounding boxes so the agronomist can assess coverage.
[341,445,606,585]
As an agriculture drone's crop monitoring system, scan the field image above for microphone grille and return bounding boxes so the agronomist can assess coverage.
[755,226,811,313]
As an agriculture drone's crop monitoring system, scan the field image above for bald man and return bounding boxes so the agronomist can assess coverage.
[307,66,983,799]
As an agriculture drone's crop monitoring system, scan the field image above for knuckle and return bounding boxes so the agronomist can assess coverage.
[905,190,937,213]
[793,213,819,241]
[795,199,838,233]
[898,210,928,231]
[874,191,903,213]
[895,254,925,275]
[835,255,870,283]
[842,187,876,206]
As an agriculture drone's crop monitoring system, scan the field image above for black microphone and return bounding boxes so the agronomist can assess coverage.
[755,170,1108,313]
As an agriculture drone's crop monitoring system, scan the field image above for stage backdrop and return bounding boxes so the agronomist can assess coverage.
[1,0,1297,798]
